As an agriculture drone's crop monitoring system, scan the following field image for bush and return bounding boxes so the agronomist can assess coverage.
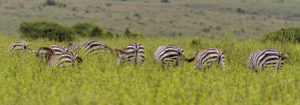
[72,22,96,37]
[46,0,57,6]
[263,27,300,43]
[19,20,73,42]
[161,0,170,3]
[124,27,144,38]
[90,26,103,37]
[90,26,114,38]
[72,22,114,38]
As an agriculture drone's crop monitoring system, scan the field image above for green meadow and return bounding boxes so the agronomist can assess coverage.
[0,35,299,105]
[1,0,300,104]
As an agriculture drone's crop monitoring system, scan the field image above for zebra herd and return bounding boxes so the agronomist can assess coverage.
[9,40,289,72]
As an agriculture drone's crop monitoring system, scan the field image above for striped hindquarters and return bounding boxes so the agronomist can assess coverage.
[247,49,286,72]
[195,48,224,70]
[49,45,67,55]
[118,43,145,64]
[8,40,29,51]
[68,40,108,54]
[154,45,185,67]
[50,52,82,67]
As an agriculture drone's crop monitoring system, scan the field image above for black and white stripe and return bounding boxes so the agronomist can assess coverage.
[247,48,289,72]
[116,43,145,65]
[8,40,29,51]
[154,45,187,67]
[49,45,67,54]
[37,47,83,68]
[67,40,111,54]
[188,48,225,70]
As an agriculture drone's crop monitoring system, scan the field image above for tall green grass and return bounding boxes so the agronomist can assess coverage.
[0,35,299,105]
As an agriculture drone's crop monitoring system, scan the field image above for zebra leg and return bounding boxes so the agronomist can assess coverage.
[195,65,200,70]
[277,60,280,73]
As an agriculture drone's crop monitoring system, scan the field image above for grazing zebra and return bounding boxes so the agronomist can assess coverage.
[49,45,67,54]
[67,40,112,54]
[247,48,289,72]
[154,45,189,68]
[115,43,145,65]
[8,40,30,51]
[37,47,83,68]
[187,48,225,70]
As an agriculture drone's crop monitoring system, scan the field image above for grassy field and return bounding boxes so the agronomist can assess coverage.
[1,0,300,38]
[0,34,299,105]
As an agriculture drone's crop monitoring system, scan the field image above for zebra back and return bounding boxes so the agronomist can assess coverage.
[117,43,145,64]
[51,52,83,67]
[194,48,225,70]
[8,40,29,51]
[67,40,109,54]
[153,45,186,67]
[49,45,67,55]
[247,48,288,72]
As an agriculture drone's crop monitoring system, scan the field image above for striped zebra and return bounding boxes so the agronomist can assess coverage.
[8,40,30,51]
[188,48,225,70]
[115,43,145,65]
[67,40,112,54]
[37,47,83,68]
[49,45,67,54]
[247,48,289,72]
[154,45,189,68]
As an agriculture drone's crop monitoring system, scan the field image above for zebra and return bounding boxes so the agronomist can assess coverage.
[187,48,225,70]
[8,40,30,51]
[154,45,190,68]
[67,40,112,54]
[114,43,145,65]
[247,48,289,73]
[37,47,83,68]
[49,45,67,54]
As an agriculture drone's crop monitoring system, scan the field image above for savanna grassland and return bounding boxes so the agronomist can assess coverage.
[0,34,300,105]
[1,0,300,105]
[1,0,300,38]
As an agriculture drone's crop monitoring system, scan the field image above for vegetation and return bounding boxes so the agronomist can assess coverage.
[0,34,299,104]
[72,22,96,37]
[19,20,73,42]
[263,27,300,43]
[123,27,144,38]
[1,0,300,38]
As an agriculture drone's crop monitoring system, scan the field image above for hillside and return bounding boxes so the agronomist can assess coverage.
[0,0,300,38]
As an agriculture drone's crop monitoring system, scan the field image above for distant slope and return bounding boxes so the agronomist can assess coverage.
[0,0,300,39]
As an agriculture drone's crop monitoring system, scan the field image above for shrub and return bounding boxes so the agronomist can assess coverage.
[19,20,73,42]
[90,26,114,38]
[90,26,103,37]
[124,27,144,38]
[263,27,300,43]
[72,22,114,38]
[161,0,170,3]
[46,0,56,6]
[72,22,96,37]
[236,8,245,14]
